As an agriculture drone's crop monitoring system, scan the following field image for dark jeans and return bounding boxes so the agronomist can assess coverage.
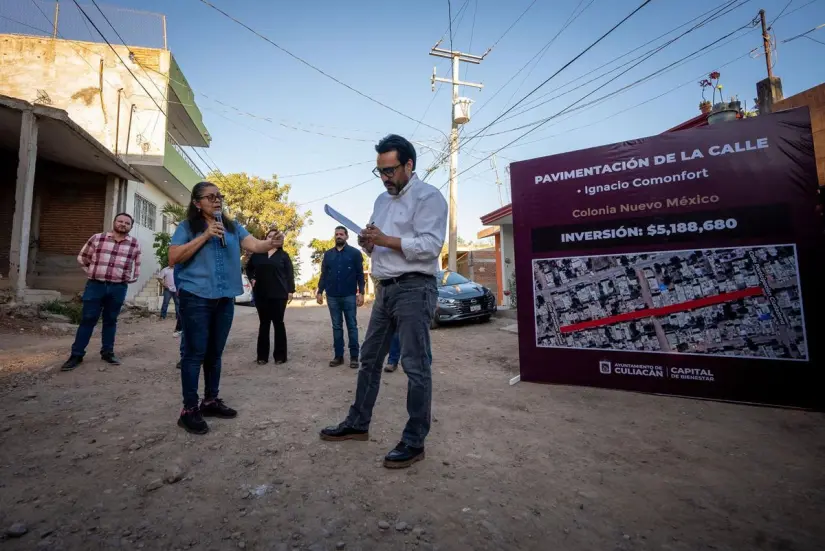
[160,288,179,321]
[178,290,234,409]
[327,295,359,359]
[388,332,401,366]
[71,280,127,358]
[255,298,288,362]
[345,275,437,448]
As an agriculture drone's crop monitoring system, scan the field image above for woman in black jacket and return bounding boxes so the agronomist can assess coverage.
[246,229,295,365]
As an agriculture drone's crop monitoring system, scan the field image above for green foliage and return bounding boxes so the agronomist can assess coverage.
[308,237,335,266]
[161,202,187,223]
[153,231,172,268]
[207,171,311,263]
[40,299,82,324]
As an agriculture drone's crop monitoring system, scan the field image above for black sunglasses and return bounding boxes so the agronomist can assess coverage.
[372,164,403,178]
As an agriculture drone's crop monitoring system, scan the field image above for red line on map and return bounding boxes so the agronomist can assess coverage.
[558,287,764,334]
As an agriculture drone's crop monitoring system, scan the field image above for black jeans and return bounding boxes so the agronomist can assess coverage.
[255,298,288,362]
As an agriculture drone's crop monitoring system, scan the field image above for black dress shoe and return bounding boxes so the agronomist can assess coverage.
[101,353,121,365]
[329,357,344,367]
[256,359,268,365]
[319,424,368,441]
[61,355,83,371]
[384,442,425,469]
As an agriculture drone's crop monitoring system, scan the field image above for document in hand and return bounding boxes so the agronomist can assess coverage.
[323,204,363,235]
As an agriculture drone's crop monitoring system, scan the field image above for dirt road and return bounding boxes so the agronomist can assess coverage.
[0,304,823,550]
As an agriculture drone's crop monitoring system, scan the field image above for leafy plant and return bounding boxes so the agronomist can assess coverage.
[153,231,172,268]
[40,299,82,324]
[699,71,724,105]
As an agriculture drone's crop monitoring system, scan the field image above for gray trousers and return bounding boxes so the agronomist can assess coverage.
[345,274,437,448]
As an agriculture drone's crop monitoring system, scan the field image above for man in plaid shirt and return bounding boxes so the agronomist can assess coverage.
[61,213,142,371]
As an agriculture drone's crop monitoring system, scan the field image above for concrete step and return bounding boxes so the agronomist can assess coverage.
[22,289,63,304]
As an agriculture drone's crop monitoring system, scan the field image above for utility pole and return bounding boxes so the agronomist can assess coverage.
[759,9,773,80]
[430,41,488,272]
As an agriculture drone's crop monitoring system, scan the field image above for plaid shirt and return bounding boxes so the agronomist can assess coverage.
[77,232,142,284]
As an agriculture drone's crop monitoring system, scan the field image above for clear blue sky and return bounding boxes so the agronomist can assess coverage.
[48,0,825,280]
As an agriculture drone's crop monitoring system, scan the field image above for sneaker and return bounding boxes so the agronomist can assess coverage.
[349,357,359,369]
[329,357,344,367]
[319,423,369,441]
[175,361,181,370]
[61,355,83,372]
[383,442,425,469]
[256,359,268,365]
[200,398,237,419]
[173,331,182,338]
[101,353,121,365]
[384,363,398,373]
[177,407,209,435]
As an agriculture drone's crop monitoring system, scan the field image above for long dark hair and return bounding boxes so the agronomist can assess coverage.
[186,181,236,235]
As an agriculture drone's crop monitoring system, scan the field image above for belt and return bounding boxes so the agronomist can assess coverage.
[378,272,431,286]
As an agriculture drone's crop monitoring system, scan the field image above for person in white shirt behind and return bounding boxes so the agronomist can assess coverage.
[157,264,181,336]
[320,134,448,469]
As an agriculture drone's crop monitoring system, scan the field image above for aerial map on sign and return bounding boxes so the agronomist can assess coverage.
[532,245,808,361]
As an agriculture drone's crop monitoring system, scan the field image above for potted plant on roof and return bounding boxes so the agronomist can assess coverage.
[703,71,738,125]
[699,74,714,114]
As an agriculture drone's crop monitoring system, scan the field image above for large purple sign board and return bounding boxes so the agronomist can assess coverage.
[510,109,823,408]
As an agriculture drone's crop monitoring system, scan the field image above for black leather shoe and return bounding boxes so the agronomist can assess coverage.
[61,355,83,372]
[329,357,344,367]
[319,424,368,442]
[256,359,268,365]
[383,442,425,469]
[101,353,121,365]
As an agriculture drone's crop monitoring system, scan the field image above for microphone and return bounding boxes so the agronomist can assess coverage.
[213,209,227,248]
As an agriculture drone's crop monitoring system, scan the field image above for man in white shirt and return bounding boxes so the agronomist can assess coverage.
[320,135,448,469]
[157,264,180,335]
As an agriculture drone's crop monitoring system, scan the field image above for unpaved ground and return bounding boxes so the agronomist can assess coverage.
[0,304,823,551]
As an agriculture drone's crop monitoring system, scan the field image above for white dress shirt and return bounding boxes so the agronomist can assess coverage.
[366,173,448,280]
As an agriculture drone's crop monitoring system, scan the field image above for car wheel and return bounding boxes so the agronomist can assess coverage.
[479,315,492,323]
[430,317,439,330]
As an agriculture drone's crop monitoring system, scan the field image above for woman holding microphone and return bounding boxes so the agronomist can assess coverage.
[246,228,295,365]
[169,181,284,435]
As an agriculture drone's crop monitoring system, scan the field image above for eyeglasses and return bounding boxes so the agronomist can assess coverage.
[198,193,224,202]
[372,164,402,178]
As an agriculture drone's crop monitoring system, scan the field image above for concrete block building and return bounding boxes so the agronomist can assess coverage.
[0,26,211,306]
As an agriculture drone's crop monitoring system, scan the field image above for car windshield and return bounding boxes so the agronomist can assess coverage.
[438,271,470,286]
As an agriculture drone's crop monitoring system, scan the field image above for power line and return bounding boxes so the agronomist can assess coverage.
[486,0,540,52]
[771,0,822,26]
[279,160,374,179]
[804,34,825,45]
[469,0,592,122]
[503,49,757,150]
[496,0,751,125]
[196,0,446,137]
[781,22,825,42]
[439,14,760,190]
[457,0,655,152]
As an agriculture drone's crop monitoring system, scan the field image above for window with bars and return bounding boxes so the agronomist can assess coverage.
[134,194,157,230]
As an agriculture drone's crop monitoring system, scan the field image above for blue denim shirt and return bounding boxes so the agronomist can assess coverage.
[317,244,365,297]
[171,220,250,299]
